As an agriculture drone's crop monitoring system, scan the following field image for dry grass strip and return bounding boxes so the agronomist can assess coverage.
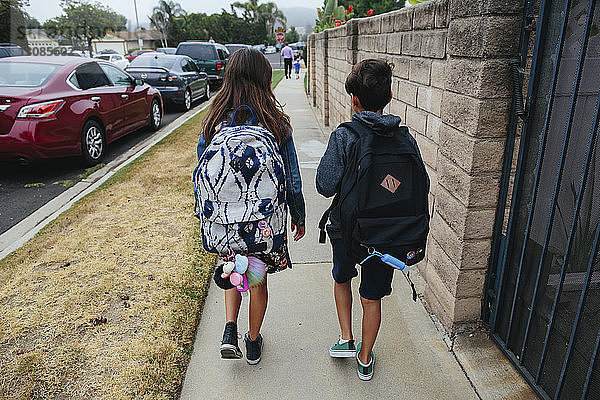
[0,111,214,399]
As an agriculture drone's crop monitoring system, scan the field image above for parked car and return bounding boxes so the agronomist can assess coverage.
[175,41,229,87]
[94,54,130,70]
[252,44,266,53]
[264,46,276,54]
[156,47,177,54]
[0,43,27,58]
[225,44,252,55]
[0,56,163,165]
[67,50,92,58]
[290,42,305,58]
[126,53,209,111]
[125,49,155,62]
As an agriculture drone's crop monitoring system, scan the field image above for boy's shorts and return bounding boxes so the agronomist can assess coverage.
[331,239,394,300]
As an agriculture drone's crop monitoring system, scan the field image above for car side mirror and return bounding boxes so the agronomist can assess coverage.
[135,78,144,86]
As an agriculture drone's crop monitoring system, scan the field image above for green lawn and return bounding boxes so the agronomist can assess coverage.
[272,70,285,90]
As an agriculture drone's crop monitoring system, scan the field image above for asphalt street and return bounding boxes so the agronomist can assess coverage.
[265,52,284,69]
[0,100,206,235]
[1,53,282,235]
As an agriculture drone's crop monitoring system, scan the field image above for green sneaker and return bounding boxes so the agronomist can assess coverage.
[329,336,356,358]
[356,342,375,381]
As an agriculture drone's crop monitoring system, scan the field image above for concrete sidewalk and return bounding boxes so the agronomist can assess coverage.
[180,74,478,400]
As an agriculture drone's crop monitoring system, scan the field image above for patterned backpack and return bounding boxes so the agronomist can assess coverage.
[193,106,287,256]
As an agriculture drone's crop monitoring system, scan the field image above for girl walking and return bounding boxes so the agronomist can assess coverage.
[194,48,306,365]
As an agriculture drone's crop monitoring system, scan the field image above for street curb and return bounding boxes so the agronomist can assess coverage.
[0,101,211,262]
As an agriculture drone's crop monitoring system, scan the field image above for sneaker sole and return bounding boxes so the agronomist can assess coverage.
[357,358,375,381]
[220,344,242,359]
[357,370,373,381]
[246,356,261,365]
[329,349,357,358]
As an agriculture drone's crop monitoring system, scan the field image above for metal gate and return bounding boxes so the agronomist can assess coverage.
[485,0,600,398]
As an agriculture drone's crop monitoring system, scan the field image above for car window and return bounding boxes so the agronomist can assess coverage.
[181,59,196,72]
[176,44,217,60]
[96,55,110,61]
[0,49,9,58]
[68,72,80,89]
[99,63,131,87]
[130,55,175,70]
[74,62,111,90]
[0,61,60,87]
[217,47,228,60]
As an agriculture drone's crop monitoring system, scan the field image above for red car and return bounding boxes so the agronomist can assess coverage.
[0,56,163,164]
[125,49,155,62]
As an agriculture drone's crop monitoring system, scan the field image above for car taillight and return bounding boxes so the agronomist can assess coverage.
[17,100,64,121]
[216,61,222,71]
[168,75,179,82]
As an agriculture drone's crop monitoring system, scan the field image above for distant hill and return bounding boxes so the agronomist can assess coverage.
[281,7,317,29]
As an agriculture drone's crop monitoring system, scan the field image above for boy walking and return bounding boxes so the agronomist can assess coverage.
[316,59,429,381]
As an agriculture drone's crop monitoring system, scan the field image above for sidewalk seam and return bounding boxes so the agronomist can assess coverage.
[450,345,484,400]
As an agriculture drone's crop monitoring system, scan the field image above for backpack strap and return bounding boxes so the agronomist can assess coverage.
[318,193,339,243]
[338,121,372,139]
[318,121,368,244]
[229,105,257,127]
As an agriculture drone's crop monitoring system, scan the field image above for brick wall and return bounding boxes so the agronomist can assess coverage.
[307,0,524,331]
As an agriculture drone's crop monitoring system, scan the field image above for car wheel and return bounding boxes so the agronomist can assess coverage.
[149,98,162,131]
[202,83,210,101]
[81,120,105,165]
[182,88,192,111]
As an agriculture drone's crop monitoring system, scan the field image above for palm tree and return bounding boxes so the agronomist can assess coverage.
[258,2,286,36]
[149,0,184,47]
[231,0,260,22]
[231,0,287,37]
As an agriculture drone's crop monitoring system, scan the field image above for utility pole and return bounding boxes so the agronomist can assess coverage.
[133,0,143,50]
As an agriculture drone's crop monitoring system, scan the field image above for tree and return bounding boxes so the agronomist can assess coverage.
[231,0,286,40]
[149,0,184,48]
[257,2,286,37]
[24,12,41,29]
[0,0,30,50]
[286,26,299,43]
[230,0,260,22]
[44,1,126,53]
[171,10,266,45]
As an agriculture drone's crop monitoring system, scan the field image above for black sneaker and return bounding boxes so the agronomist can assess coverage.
[244,332,263,365]
[220,321,242,359]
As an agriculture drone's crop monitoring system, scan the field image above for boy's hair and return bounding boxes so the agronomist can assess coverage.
[345,59,393,111]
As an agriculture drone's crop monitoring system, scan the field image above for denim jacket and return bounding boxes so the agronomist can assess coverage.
[195,115,306,226]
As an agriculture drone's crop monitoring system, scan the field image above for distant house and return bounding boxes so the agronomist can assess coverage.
[92,34,128,55]
[26,29,59,51]
[114,30,164,53]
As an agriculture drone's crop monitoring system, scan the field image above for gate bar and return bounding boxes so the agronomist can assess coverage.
[582,320,600,398]
[489,0,552,331]
[484,0,536,322]
[520,0,597,371]
[536,89,600,382]
[555,218,600,399]
[504,0,573,348]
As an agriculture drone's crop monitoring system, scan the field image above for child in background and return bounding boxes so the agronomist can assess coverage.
[294,57,301,79]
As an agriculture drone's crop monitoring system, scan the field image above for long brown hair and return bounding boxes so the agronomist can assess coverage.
[202,48,291,145]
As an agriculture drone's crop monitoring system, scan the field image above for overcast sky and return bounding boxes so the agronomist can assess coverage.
[24,0,323,24]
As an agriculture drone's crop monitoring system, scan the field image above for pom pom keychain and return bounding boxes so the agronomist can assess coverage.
[219,254,267,295]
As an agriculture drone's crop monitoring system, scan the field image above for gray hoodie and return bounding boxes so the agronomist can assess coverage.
[316,111,422,239]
